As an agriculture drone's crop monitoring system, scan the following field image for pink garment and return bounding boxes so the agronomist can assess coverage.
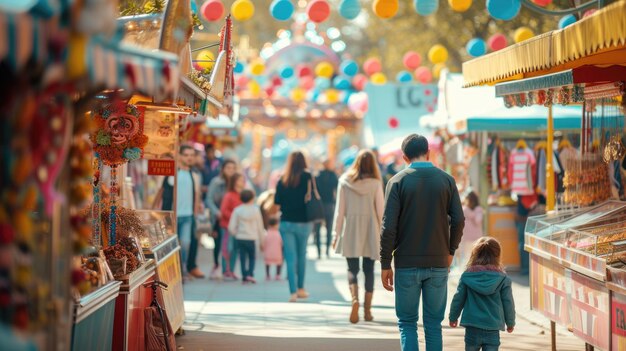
[462,206,484,242]
[263,228,283,265]
[508,148,536,196]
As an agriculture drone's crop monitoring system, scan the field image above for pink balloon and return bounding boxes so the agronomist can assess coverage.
[363,58,382,76]
[415,66,432,84]
[236,75,249,87]
[201,0,225,22]
[300,76,315,90]
[403,52,422,70]
[352,74,369,91]
[532,0,552,6]
[298,65,313,77]
[488,33,507,51]
[583,9,597,17]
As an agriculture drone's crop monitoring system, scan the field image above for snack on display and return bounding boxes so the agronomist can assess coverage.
[562,153,611,207]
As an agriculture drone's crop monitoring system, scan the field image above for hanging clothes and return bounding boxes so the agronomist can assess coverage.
[508,148,536,196]
[536,148,564,194]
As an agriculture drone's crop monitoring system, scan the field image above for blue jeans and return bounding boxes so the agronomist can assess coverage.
[280,221,313,294]
[237,239,256,279]
[221,230,239,274]
[177,216,194,274]
[464,326,500,351]
[395,267,449,351]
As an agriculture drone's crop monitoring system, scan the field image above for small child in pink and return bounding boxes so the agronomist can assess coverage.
[264,217,283,280]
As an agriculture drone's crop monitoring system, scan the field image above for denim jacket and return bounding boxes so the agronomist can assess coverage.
[449,265,516,331]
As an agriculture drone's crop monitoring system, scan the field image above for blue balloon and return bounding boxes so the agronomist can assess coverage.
[396,71,413,83]
[280,66,294,79]
[559,14,577,29]
[270,0,295,21]
[339,0,361,20]
[190,0,198,14]
[466,38,487,57]
[234,61,244,74]
[315,77,331,90]
[487,0,520,20]
[333,76,352,90]
[414,0,439,16]
[340,60,359,77]
[343,90,353,104]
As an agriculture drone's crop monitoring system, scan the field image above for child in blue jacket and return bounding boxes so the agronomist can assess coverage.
[449,237,516,351]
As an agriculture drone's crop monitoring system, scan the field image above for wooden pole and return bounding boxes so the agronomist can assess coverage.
[551,321,557,351]
[546,105,555,211]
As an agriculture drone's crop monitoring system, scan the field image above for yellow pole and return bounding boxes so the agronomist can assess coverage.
[546,105,555,211]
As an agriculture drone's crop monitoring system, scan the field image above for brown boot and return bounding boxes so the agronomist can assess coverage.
[364,292,374,322]
[349,284,359,324]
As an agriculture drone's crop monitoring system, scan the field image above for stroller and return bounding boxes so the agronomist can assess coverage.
[143,280,177,351]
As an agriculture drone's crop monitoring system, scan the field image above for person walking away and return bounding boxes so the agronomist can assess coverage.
[206,160,237,279]
[449,237,516,351]
[274,151,314,302]
[228,189,265,284]
[263,217,283,280]
[314,159,339,259]
[201,144,222,200]
[380,134,465,351]
[457,192,483,270]
[220,172,245,280]
[332,150,384,324]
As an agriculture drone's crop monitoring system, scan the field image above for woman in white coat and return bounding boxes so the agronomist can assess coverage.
[332,150,384,324]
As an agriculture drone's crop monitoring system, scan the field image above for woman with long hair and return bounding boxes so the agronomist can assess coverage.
[332,150,384,323]
[274,151,314,302]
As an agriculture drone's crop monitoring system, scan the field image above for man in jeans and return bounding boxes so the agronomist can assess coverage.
[380,134,465,351]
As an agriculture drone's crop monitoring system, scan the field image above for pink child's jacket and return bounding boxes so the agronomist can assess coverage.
[263,228,283,265]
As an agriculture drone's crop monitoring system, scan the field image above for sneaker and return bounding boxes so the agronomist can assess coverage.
[246,277,257,284]
[223,272,236,281]
[189,268,205,279]
[210,268,223,280]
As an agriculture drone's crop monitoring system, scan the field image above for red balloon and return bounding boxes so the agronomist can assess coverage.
[403,52,422,70]
[532,0,552,6]
[201,0,225,22]
[265,87,275,97]
[298,65,313,78]
[414,66,432,84]
[300,76,315,90]
[487,33,507,51]
[388,117,399,129]
[363,58,382,76]
[352,74,368,91]
[307,0,331,23]
[272,77,283,86]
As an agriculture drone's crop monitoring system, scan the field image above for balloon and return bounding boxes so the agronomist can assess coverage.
[583,9,597,17]
[532,0,551,6]
[280,66,294,79]
[300,76,315,90]
[428,45,448,64]
[514,27,534,43]
[487,0,520,20]
[448,0,471,12]
[371,72,387,85]
[315,77,331,89]
[396,71,413,83]
[559,14,576,29]
[315,62,334,78]
[414,0,439,15]
[339,0,361,20]
[236,75,249,87]
[250,60,265,76]
[326,89,340,104]
[265,87,275,97]
[270,0,294,21]
[363,58,382,76]
[195,50,215,70]
[248,81,261,96]
[307,0,331,23]
[353,74,368,91]
[488,33,507,51]
[403,51,422,70]
[466,38,486,57]
[298,65,313,77]
[234,61,244,74]
[231,0,255,21]
[333,76,352,90]
[201,0,225,22]
[340,60,359,77]
[415,66,432,84]
[372,0,399,19]
[433,63,446,79]
[271,77,283,87]
[291,88,306,102]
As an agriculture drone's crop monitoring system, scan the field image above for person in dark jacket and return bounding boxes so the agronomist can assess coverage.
[380,134,465,351]
[449,237,516,351]
[313,159,339,259]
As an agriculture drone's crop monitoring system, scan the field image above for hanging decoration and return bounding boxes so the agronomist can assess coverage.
[353,74,369,91]
[315,77,332,89]
[363,58,382,76]
[428,44,448,64]
[300,76,315,90]
[403,51,422,70]
[396,71,413,83]
[201,0,225,22]
[340,60,359,77]
[315,61,334,78]
[448,0,471,12]
[234,61,245,74]
[298,65,313,77]
[339,0,361,20]
[414,0,439,16]
[466,38,486,57]
[270,0,295,21]
[248,80,261,97]
[291,87,306,102]
[307,0,331,23]
[373,0,399,19]
[514,27,534,43]
[326,89,340,104]
[415,66,433,84]
[195,49,215,70]
[532,0,552,6]
[280,66,294,79]
[486,0,520,20]
[333,76,352,89]
[231,0,255,21]
[488,33,507,51]
[371,72,387,85]
[558,14,577,29]
[250,60,265,75]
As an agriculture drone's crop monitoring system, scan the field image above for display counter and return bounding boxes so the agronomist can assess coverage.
[71,281,122,351]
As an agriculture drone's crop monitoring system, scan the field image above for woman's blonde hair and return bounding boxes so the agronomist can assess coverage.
[345,150,382,183]
[467,237,503,270]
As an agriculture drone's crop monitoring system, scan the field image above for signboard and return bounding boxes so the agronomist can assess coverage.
[156,251,185,331]
[143,110,177,175]
[570,271,610,350]
[612,292,626,349]
[531,254,570,325]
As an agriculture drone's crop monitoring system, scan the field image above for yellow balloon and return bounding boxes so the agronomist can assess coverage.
[291,88,306,102]
[372,0,399,19]
[514,27,534,43]
[371,72,387,85]
[250,60,265,76]
[326,89,340,104]
[248,81,261,97]
[196,49,215,70]
[433,63,446,79]
[315,62,334,78]
[448,0,472,12]
[231,0,255,21]
[428,44,448,64]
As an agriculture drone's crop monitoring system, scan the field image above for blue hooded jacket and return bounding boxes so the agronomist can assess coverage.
[449,265,516,331]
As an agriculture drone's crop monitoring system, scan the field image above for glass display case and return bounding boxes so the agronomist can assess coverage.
[135,209,178,262]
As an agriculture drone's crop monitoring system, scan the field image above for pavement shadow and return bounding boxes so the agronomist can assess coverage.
[508,272,530,287]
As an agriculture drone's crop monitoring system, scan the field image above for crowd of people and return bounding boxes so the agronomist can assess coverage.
[165,134,514,351]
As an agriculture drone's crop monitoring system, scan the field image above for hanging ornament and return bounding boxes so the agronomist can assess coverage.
[250,60,265,75]
[514,27,534,43]
[414,0,439,16]
[201,0,225,22]
[448,0,471,12]
[415,66,433,84]
[487,33,507,51]
[428,45,448,64]
[466,38,487,57]
[333,76,352,90]
[231,0,255,21]
[340,60,359,77]
[558,14,577,29]
[363,58,382,76]
[270,0,294,21]
[486,0,520,21]
[353,74,369,91]
[371,73,387,85]
[403,51,422,70]
[396,71,413,83]
[298,65,313,77]
[195,49,215,70]
[234,61,244,74]
[373,0,399,19]
[307,0,331,23]
[326,89,340,104]
[532,0,552,6]
[339,0,361,20]
[315,61,334,78]
[280,66,294,79]
[291,88,306,102]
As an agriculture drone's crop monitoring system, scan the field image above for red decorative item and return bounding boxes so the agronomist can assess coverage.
[532,0,552,6]
[425,89,432,96]
[272,77,283,87]
[300,76,315,90]
[298,65,313,77]
[307,0,331,23]
[201,0,225,22]
[363,58,382,76]
[219,16,235,114]
[487,34,507,51]
[388,117,399,129]
[403,51,422,70]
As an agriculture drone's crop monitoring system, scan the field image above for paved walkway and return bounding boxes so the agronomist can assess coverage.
[176,241,585,351]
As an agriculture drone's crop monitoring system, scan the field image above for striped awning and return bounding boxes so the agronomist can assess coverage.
[0,12,48,71]
[463,0,626,87]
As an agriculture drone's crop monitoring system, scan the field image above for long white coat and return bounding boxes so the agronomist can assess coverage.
[332,175,384,260]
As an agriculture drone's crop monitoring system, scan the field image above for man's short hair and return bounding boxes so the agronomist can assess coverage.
[401,134,429,160]
[204,143,215,152]
[240,189,255,203]
[180,145,194,155]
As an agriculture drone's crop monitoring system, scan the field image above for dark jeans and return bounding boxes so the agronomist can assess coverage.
[266,265,282,277]
[213,223,223,267]
[187,219,199,272]
[464,326,500,351]
[237,239,256,279]
[346,257,375,292]
[313,203,335,257]
[516,220,529,275]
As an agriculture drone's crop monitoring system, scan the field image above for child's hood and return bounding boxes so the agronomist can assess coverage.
[461,265,507,296]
